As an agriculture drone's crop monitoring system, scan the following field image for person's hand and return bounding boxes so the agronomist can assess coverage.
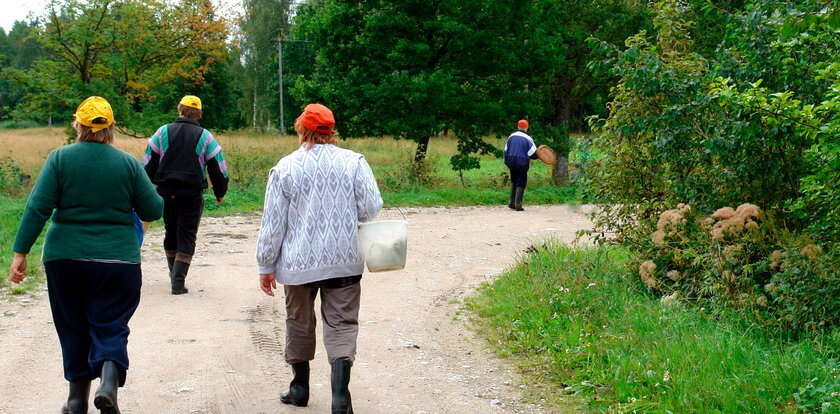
[215,198,224,206]
[9,253,27,284]
[260,273,277,296]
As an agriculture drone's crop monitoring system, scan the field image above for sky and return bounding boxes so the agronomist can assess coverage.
[0,0,49,32]
[0,0,243,33]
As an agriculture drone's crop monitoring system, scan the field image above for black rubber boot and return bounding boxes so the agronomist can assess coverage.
[514,187,525,211]
[171,260,190,295]
[331,360,353,414]
[508,183,516,209]
[165,251,176,272]
[93,361,121,414]
[280,362,310,407]
[61,379,91,414]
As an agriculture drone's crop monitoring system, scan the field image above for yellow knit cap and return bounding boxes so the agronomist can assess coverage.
[74,96,114,133]
[179,95,202,110]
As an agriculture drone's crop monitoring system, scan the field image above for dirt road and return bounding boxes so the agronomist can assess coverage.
[0,205,591,414]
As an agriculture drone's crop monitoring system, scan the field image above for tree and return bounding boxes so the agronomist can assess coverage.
[238,0,295,131]
[293,0,521,171]
[9,0,232,134]
[515,0,651,131]
[0,21,46,121]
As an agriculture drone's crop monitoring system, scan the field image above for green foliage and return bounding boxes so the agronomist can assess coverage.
[293,0,511,167]
[3,0,232,135]
[0,158,30,197]
[587,0,839,244]
[292,0,651,175]
[237,0,301,131]
[0,196,44,292]
[469,244,840,412]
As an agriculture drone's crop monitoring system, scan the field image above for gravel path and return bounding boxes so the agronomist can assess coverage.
[0,205,591,414]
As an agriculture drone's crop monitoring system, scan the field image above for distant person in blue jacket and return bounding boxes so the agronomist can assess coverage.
[504,119,538,211]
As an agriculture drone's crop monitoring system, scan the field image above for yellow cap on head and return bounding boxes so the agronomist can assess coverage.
[179,95,202,110]
[74,96,114,133]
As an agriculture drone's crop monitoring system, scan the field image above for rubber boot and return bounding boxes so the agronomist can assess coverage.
[514,187,525,211]
[331,360,353,414]
[171,260,190,295]
[93,361,121,414]
[165,250,176,272]
[280,362,310,407]
[508,183,516,210]
[61,379,90,414]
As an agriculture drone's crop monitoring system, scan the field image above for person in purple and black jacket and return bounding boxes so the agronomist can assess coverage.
[143,95,229,295]
[504,119,538,211]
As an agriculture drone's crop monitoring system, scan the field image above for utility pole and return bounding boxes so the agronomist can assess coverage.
[252,84,257,130]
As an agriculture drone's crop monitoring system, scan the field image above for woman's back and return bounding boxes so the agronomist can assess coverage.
[14,141,162,263]
[256,144,382,285]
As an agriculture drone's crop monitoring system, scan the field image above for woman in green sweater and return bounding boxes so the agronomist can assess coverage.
[8,96,163,414]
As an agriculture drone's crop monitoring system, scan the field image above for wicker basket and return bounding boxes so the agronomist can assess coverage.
[536,145,557,165]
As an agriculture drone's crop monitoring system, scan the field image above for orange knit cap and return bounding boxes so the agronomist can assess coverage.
[517,119,529,130]
[297,104,335,134]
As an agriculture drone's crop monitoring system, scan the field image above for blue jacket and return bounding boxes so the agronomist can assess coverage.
[504,130,537,166]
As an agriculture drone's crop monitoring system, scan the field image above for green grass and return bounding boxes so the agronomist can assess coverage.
[0,196,45,294]
[0,132,585,292]
[384,185,579,207]
[467,244,840,413]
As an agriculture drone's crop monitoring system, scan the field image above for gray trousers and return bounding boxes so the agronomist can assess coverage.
[283,282,361,364]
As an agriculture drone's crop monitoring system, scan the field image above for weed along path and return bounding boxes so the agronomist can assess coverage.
[0,205,591,414]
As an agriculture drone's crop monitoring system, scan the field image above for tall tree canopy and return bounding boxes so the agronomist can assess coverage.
[293,0,520,167]
[6,0,231,134]
[292,0,652,179]
[237,0,295,130]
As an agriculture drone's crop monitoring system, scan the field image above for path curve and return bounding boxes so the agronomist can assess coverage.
[0,205,591,414]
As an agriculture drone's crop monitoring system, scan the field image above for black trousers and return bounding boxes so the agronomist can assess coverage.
[506,158,530,188]
[45,260,141,385]
[162,193,204,256]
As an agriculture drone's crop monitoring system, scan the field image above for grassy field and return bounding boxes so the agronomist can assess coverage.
[467,245,840,413]
[0,127,581,292]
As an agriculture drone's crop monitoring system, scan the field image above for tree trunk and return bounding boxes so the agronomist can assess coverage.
[552,154,569,186]
[414,136,431,164]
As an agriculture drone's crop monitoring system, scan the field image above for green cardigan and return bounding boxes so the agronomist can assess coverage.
[13,142,163,263]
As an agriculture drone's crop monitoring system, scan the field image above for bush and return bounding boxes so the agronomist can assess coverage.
[0,158,30,197]
[586,0,839,246]
[0,119,42,130]
[379,153,439,191]
[635,202,839,336]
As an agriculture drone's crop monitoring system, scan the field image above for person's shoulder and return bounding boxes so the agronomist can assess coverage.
[106,145,144,165]
[275,147,304,170]
[331,145,364,161]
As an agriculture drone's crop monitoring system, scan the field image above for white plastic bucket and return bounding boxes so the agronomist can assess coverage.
[358,220,408,272]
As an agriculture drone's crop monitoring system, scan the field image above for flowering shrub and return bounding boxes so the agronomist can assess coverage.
[636,203,839,335]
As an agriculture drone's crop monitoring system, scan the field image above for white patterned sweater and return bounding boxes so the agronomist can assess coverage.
[256,144,383,285]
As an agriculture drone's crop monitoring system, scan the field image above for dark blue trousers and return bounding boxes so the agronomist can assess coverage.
[45,260,142,385]
[505,157,530,188]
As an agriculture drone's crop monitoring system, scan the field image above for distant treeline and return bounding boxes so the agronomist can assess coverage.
[0,0,833,172]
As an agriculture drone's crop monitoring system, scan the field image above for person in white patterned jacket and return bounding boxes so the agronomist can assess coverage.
[256,103,383,414]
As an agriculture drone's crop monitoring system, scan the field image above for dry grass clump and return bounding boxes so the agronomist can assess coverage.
[770,250,786,271]
[666,270,682,281]
[639,260,658,289]
[636,201,838,335]
[709,203,762,241]
[711,207,736,220]
[800,244,822,261]
[652,203,691,246]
